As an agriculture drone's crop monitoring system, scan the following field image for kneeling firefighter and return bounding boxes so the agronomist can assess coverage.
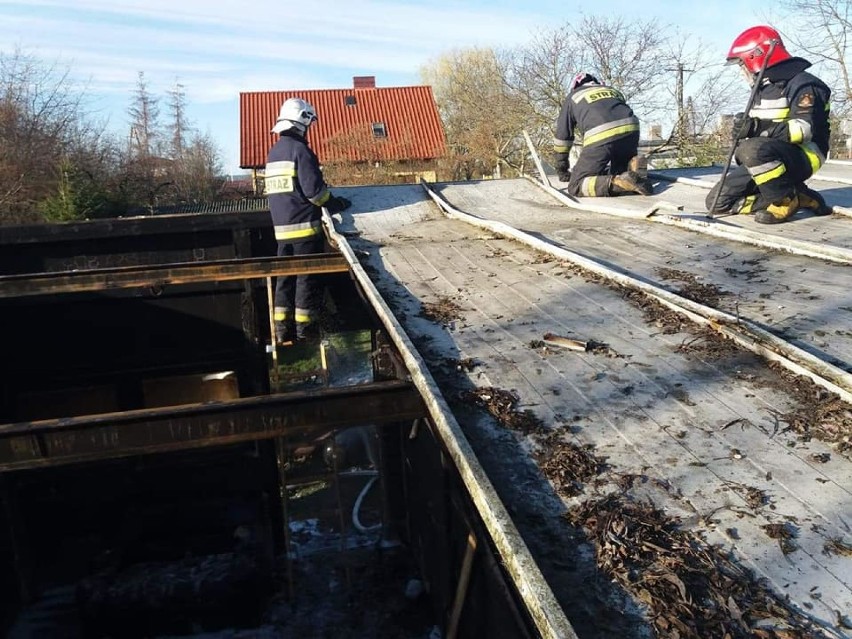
[553,72,652,197]
[706,25,833,224]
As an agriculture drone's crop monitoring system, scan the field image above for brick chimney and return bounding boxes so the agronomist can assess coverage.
[353,76,376,90]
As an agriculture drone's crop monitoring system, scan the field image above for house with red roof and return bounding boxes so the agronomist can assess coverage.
[239,76,446,189]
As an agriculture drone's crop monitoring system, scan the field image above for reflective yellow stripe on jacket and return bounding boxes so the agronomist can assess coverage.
[749,96,789,121]
[553,137,571,153]
[582,117,640,146]
[801,141,825,174]
[274,220,322,241]
[265,160,296,195]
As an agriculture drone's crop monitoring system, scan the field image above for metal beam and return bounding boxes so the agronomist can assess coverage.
[0,381,425,471]
[0,253,349,299]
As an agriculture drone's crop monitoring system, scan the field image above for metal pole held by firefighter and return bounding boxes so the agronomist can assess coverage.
[707,40,778,219]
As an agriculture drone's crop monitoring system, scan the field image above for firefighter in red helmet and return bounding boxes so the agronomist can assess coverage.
[706,25,833,223]
[552,72,651,197]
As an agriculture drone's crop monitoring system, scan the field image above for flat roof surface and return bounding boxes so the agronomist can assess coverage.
[332,165,852,637]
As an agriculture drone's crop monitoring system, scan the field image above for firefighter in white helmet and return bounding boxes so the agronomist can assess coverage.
[553,72,651,197]
[706,25,832,224]
[265,97,351,343]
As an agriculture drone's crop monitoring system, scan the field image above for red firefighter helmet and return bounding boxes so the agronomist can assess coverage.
[726,25,791,74]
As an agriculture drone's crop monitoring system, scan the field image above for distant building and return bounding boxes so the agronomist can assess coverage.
[239,76,447,189]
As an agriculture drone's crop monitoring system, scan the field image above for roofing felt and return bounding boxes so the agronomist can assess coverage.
[325,164,852,637]
[239,84,447,169]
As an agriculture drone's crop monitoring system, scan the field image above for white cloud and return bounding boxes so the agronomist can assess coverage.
[5,0,759,174]
[1,2,542,103]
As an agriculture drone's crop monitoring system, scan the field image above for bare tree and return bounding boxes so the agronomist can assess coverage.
[0,50,228,222]
[648,33,745,164]
[170,131,223,204]
[774,0,852,112]
[162,81,220,203]
[502,26,584,149]
[501,18,704,168]
[127,71,161,158]
[167,79,188,159]
[570,15,673,118]
[123,71,171,211]
[421,47,529,179]
[0,48,110,223]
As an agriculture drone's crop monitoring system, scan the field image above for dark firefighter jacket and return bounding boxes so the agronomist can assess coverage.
[746,57,831,170]
[553,83,640,154]
[265,130,332,242]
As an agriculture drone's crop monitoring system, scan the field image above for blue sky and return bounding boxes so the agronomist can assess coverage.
[1,0,772,175]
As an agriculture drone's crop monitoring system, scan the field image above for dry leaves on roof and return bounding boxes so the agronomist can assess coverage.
[655,267,730,308]
[458,386,545,435]
[723,480,770,510]
[675,327,741,358]
[419,296,463,326]
[761,522,799,555]
[565,494,829,639]
[534,432,607,497]
[823,538,852,557]
[769,362,852,454]
[620,288,691,334]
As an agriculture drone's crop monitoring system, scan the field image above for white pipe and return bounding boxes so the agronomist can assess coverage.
[521,132,852,260]
[352,474,381,533]
[524,174,852,265]
[419,183,852,405]
[648,172,714,189]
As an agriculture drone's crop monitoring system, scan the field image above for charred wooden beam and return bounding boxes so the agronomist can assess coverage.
[0,254,349,298]
[0,381,424,471]
[0,210,271,246]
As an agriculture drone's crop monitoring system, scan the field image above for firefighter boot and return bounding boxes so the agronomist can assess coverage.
[754,195,799,224]
[797,184,832,216]
[628,154,648,179]
[628,155,654,194]
[611,171,651,196]
[275,321,296,345]
[296,321,321,341]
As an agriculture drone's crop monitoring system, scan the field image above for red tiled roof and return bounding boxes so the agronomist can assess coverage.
[240,82,447,169]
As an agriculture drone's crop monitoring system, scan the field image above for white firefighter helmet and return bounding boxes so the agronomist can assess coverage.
[271,97,317,134]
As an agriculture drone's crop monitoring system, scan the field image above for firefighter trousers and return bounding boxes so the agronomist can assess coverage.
[567,132,640,197]
[706,137,819,214]
[273,235,325,335]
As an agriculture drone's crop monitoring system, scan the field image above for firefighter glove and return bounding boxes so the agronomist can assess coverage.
[732,112,757,141]
[325,195,352,214]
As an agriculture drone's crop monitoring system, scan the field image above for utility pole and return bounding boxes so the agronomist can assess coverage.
[676,63,685,149]
[665,62,693,153]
